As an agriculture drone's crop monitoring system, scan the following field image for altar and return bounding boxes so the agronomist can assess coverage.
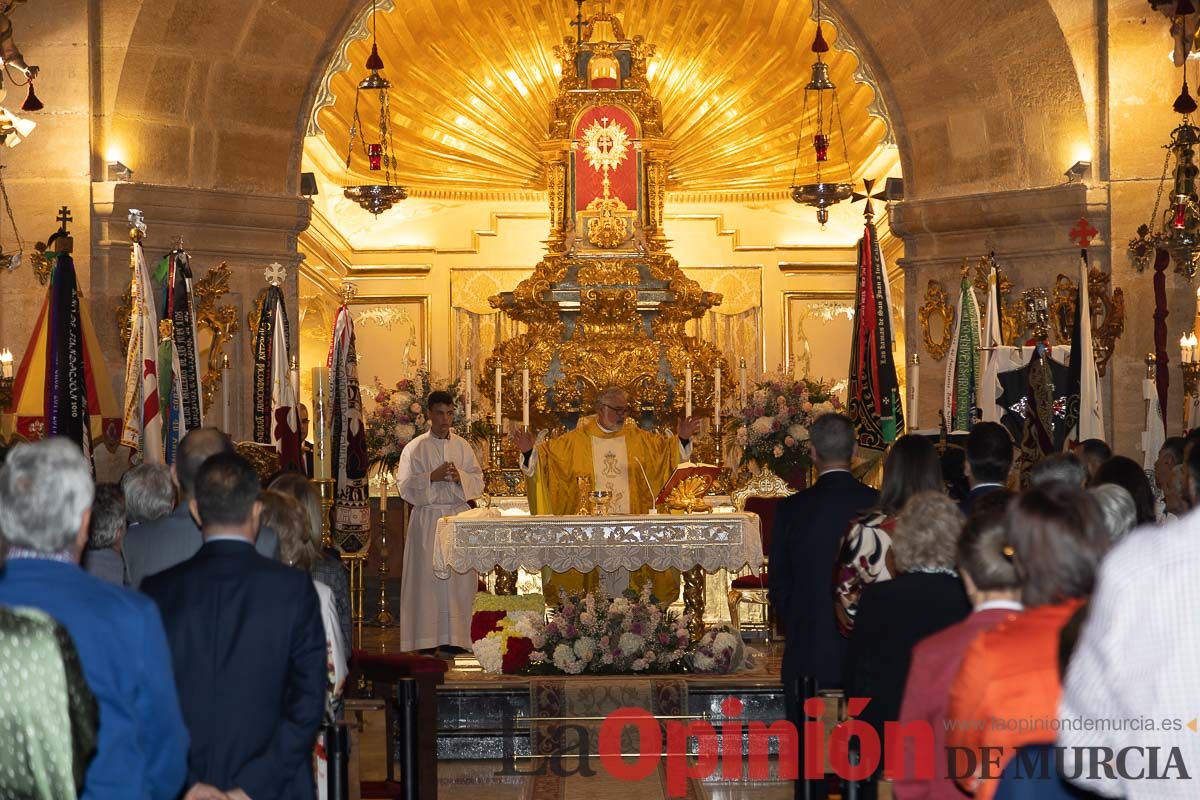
[433,509,762,637]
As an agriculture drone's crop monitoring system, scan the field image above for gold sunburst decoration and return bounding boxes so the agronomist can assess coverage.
[310,1,893,198]
[580,116,630,173]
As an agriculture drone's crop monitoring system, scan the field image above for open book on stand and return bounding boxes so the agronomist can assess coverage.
[655,462,721,511]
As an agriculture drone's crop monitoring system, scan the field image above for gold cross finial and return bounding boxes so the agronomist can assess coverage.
[339,282,358,304]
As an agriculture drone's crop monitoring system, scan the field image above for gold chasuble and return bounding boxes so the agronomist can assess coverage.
[528,415,681,602]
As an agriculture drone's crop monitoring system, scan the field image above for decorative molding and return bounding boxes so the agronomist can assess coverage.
[307,0,397,137]
[783,290,856,376]
[345,294,432,370]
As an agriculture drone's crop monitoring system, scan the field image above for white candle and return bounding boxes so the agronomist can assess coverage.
[685,361,693,418]
[0,347,12,379]
[1184,335,1192,365]
[289,355,299,404]
[464,360,473,420]
[312,366,332,479]
[738,357,747,408]
[714,364,722,433]
[378,473,388,513]
[521,367,530,429]
[495,365,503,423]
[220,354,231,435]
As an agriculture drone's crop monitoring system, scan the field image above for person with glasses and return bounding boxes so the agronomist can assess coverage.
[512,385,700,603]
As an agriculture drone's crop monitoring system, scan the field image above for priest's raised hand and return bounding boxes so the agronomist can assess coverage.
[676,415,701,444]
[512,426,535,456]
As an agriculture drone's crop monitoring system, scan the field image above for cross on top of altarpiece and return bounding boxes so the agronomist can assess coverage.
[56,205,72,233]
[1069,217,1098,249]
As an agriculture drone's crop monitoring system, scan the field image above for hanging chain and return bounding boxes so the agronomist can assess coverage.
[0,165,23,256]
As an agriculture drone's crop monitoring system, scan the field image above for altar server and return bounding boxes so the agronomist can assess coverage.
[397,390,484,654]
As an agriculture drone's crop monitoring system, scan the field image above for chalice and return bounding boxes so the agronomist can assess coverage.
[589,489,612,516]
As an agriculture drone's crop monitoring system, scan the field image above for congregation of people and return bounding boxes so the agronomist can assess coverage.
[0,389,480,799]
[771,412,1200,800]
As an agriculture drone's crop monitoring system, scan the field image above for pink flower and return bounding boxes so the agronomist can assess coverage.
[375,392,388,404]
[802,401,813,412]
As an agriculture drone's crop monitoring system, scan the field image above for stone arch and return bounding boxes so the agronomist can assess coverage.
[834,0,1091,200]
[101,0,1090,201]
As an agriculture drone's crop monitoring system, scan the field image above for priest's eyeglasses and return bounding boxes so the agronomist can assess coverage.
[599,403,631,414]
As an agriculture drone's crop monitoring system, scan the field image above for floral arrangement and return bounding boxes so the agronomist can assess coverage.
[735,373,841,477]
[528,585,693,675]
[689,624,748,673]
[364,368,467,473]
[470,592,545,674]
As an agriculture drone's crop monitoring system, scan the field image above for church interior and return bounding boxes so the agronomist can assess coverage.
[1,0,1198,798]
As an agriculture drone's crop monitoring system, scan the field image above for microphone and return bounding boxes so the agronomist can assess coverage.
[634,457,659,515]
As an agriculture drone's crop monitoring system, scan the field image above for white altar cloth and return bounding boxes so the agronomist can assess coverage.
[433,510,762,579]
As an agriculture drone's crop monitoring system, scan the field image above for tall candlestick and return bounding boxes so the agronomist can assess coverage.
[521,366,530,429]
[494,365,503,424]
[909,353,920,432]
[714,364,722,434]
[738,357,747,408]
[685,360,693,418]
[464,360,473,420]
[378,472,388,513]
[312,366,332,479]
[1194,287,1200,342]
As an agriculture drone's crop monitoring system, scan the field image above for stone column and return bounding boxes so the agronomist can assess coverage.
[91,181,309,442]
[891,183,1121,444]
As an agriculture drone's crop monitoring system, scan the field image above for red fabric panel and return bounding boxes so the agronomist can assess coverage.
[573,105,638,212]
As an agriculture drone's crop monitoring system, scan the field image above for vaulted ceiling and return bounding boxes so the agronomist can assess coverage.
[311,0,892,197]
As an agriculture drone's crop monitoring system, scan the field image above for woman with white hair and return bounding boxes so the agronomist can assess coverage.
[1088,483,1137,541]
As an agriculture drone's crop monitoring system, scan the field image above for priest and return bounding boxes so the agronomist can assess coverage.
[512,386,700,603]
[397,390,484,655]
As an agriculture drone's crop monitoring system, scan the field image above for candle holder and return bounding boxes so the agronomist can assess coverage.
[1183,362,1200,430]
[0,376,12,410]
[710,429,733,496]
[374,494,393,633]
[314,478,335,551]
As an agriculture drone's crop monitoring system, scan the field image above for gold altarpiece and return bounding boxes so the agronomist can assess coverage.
[483,10,732,425]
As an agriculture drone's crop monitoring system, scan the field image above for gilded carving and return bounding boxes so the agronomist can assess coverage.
[577,261,640,284]
[117,285,133,351]
[918,280,955,361]
[584,195,630,248]
[1044,270,1125,378]
[194,263,240,408]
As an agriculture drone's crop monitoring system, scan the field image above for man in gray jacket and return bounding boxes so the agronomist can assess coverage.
[124,428,279,588]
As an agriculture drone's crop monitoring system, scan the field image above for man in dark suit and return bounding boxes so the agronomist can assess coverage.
[298,402,315,477]
[143,452,327,800]
[769,413,877,799]
[125,427,280,587]
[961,421,1013,515]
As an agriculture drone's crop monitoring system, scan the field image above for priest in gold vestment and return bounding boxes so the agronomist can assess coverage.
[512,387,700,603]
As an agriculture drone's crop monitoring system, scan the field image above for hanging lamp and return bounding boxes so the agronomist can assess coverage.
[343,0,407,216]
[789,0,853,227]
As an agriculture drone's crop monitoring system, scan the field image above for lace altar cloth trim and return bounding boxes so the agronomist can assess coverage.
[433,512,762,578]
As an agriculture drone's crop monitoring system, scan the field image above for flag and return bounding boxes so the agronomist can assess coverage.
[10,251,121,455]
[1063,251,1104,446]
[847,218,904,451]
[1142,374,1166,472]
[120,230,164,463]
[252,286,302,471]
[166,250,203,430]
[980,264,1003,423]
[329,304,369,552]
[943,276,981,433]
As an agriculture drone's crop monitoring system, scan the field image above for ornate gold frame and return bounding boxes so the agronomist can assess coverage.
[345,294,432,371]
[782,291,856,378]
[917,280,955,361]
[1044,270,1125,378]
